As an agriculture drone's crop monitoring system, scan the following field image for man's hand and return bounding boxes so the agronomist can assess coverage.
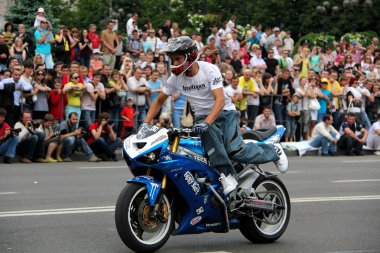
[333,138,338,144]
[192,122,210,134]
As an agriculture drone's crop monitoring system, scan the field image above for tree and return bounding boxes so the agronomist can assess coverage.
[4,0,60,32]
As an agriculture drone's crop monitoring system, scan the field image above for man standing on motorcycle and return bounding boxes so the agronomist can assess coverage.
[144,36,288,196]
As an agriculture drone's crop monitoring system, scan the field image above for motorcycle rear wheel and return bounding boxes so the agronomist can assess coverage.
[239,175,290,243]
[115,183,174,253]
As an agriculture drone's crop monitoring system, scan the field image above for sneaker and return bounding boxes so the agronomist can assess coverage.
[35,158,49,163]
[57,156,63,162]
[374,151,380,156]
[88,155,101,162]
[273,143,288,173]
[3,156,12,164]
[20,157,32,164]
[219,173,238,195]
[46,156,57,163]
[63,157,72,162]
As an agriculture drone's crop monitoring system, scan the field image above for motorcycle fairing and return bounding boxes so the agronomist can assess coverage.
[127,176,162,206]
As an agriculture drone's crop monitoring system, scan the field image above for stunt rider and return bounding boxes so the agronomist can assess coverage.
[143,36,288,195]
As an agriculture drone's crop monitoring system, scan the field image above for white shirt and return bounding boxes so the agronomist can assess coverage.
[368,120,380,141]
[147,36,161,55]
[226,20,235,34]
[127,76,147,106]
[81,82,104,110]
[126,18,137,36]
[207,34,221,47]
[249,55,266,69]
[0,77,32,106]
[226,39,240,57]
[163,61,236,116]
[310,121,341,142]
[224,84,242,98]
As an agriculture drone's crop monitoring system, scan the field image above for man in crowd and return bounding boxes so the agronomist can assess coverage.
[88,24,100,51]
[367,114,380,155]
[58,112,101,162]
[101,20,118,70]
[34,18,55,69]
[0,67,33,126]
[264,49,279,78]
[87,112,122,161]
[14,111,46,163]
[0,108,19,164]
[274,68,294,126]
[338,113,368,156]
[254,106,276,130]
[309,114,340,156]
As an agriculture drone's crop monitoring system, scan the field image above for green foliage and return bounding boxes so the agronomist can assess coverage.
[293,33,335,55]
[3,0,60,33]
[340,32,378,47]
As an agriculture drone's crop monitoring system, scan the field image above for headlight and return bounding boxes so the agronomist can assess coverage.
[147,152,156,161]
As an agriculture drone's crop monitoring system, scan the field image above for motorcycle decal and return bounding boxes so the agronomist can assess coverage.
[151,135,167,145]
[163,155,172,161]
[203,195,208,204]
[192,155,208,165]
[170,168,182,172]
[205,222,221,227]
[184,171,200,195]
[196,206,204,215]
[190,216,202,226]
[128,176,162,206]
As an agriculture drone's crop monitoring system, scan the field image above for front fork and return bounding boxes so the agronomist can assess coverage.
[148,135,180,219]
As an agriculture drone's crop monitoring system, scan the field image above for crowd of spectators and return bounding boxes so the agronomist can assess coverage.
[1,9,380,164]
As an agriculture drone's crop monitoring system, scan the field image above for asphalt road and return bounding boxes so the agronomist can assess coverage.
[1,156,380,253]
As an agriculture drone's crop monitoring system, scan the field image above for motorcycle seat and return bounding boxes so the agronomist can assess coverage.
[242,126,277,142]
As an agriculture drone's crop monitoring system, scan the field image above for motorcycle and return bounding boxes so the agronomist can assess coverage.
[116,124,290,253]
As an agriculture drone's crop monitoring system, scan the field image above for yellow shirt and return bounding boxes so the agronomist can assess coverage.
[65,82,84,107]
[238,76,256,111]
[331,81,342,109]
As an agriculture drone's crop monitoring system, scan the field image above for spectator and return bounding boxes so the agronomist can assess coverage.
[34,18,55,69]
[37,113,63,163]
[307,77,322,135]
[141,31,152,53]
[259,72,277,111]
[20,61,35,113]
[217,37,228,62]
[238,69,256,118]
[15,24,35,58]
[254,106,276,130]
[127,13,139,38]
[69,28,81,62]
[90,49,103,77]
[10,38,27,65]
[225,75,243,110]
[309,114,340,156]
[49,78,67,120]
[317,78,332,123]
[31,70,51,120]
[101,20,118,70]
[226,32,240,58]
[338,113,368,156]
[0,34,10,70]
[81,71,105,130]
[207,27,221,47]
[0,68,32,126]
[88,24,100,50]
[58,112,100,162]
[264,48,280,78]
[0,108,19,164]
[2,22,16,49]
[127,67,150,127]
[249,48,267,71]
[121,98,136,139]
[79,29,93,69]
[366,114,380,155]
[63,72,84,125]
[283,31,294,55]
[54,25,72,64]
[14,111,46,163]
[107,70,127,133]
[87,112,122,161]
[285,94,301,142]
[274,68,294,126]
[266,27,282,52]
[230,50,243,74]
[146,69,162,107]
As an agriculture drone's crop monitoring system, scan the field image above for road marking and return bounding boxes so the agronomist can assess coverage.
[78,166,126,169]
[0,192,17,195]
[0,206,115,217]
[341,160,379,163]
[1,195,380,218]
[272,171,301,174]
[291,195,380,203]
[332,179,380,183]
[326,250,378,253]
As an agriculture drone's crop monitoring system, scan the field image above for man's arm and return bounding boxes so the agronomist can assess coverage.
[204,88,225,125]
[144,92,169,124]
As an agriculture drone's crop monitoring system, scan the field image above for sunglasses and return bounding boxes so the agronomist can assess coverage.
[72,76,79,79]
[37,73,45,76]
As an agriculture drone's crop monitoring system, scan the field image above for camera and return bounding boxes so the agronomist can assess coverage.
[31,121,41,129]
[53,129,67,137]
[107,120,114,125]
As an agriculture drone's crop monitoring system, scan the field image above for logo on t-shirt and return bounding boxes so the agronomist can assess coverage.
[183,83,206,92]
[211,77,222,86]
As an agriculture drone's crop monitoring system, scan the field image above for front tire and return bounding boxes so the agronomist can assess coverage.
[239,176,291,243]
[115,183,174,253]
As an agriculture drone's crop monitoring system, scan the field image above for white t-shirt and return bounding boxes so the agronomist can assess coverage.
[81,82,104,110]
[368,120,380,137]
[163,61,236,116]
[247,81,260,106]
[127,76,147,106]
[126,18,138,36]
[224,84,242,97]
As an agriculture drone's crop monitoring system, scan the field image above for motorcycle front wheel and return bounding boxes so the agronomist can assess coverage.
[239,175,291,243]
[115,183,174,253]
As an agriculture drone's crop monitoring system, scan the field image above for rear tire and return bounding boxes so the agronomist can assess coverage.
[115,183,174,253]
[239,176,290,243]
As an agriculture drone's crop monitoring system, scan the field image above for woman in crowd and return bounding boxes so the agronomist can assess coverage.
[70,27,81,62]
[9,37,26,65]
[307,77,322,135]
[63,72,84,126]
[38,113,63,163]
[55,26,72,64]
[309,46,320,74]
[32,70,51,120]
[2,22,16,48]
[33,54,44,67]
[79,28,93,69]
[107,70,127,134]
[295,76,310,140]
[259,72,277,111]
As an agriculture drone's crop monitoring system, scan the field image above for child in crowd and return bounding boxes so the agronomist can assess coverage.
[89,49,103,78]
[121,99,136,139]
[285,94,301,142]
[49,78,67,121]
[34,8,52,31]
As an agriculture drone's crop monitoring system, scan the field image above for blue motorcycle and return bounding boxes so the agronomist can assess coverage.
[116,124,290,252]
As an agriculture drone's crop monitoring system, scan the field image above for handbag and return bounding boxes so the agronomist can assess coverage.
[181,99,193,128]
[308,98,320,111]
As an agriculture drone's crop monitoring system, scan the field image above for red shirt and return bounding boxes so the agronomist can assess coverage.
[0,122,11,144]
[121,106,134,127]
[87,122,111,145]
[49,91,67,120]
[88,32,100,50]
